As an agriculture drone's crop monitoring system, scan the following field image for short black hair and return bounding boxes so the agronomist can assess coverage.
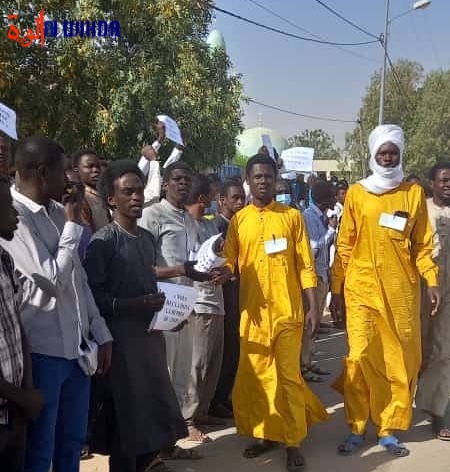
[15,136,64,179]
[220,178,244,198]
[98,159,144,204]
[336,180,349,191]
[406,174,421,183]
[311,180,334,203]
[429,161,450,181]
[186,173,211,206]
[162,161,192,183]
[206,173,222,185]
[72,149,98,168]
[246,153,277,177]
[275,178,291,192]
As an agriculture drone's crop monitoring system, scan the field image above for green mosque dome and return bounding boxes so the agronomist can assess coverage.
[236,127,289,159]
[207,29,226,51]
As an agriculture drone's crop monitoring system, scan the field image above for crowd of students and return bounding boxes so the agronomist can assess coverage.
[0,122,450,472]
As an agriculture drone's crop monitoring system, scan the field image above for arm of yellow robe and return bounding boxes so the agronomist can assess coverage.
[331,186,357,295]
[293,210,317,290]
[410,187,439,287]
[223,214,239,274]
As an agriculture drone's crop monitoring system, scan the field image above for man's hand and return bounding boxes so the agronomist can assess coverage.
[428,286,441,316]
[96,341,113,376]
[184,261,212,282]
[171,319,188,332]
[305,307,320,337]
[18,388,44,420]
[63,183,83,222]
[142,144,158,161]
[210,266,232,286]
[143,292,166,312]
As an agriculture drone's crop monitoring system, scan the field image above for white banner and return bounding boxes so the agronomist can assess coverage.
[149,283,197,331]
[157,114,183,146]
[0,102,18,140]
[281,147,314,173]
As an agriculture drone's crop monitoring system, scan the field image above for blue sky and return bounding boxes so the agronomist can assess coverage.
[213,0,448,147]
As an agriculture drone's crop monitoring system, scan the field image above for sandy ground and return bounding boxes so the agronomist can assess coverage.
[81,326,449,472]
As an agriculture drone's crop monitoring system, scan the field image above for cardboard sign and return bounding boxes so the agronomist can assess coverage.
[281,147,314,172]
[149,283,197,331]
[0,102,18,140]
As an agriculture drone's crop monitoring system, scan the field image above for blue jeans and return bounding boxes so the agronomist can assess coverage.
[25,354,90,472]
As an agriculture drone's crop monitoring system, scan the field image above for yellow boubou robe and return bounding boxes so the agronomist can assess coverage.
[331,182,438,436]
[224,201,328,447]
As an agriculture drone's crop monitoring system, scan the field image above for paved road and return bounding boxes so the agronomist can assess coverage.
[81,327,449,472]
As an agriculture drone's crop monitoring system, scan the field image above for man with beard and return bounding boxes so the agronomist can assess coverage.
[217,154,328,471]
[330,125,439,457]
[0,136,113,472]
[416,161,450,440]
[84,160,187,472]
[139,161,211,450]
[72,149,111,233]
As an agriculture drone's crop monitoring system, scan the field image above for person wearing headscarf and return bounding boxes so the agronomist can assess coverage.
[330,124,440,457]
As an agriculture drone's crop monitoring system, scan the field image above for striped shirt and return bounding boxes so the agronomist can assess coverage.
[0,247,23,424]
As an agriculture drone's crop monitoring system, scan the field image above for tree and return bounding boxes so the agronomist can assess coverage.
[408,70,450,172]
[288,129,340,160]
[1,0,243,168]
[344,60,423,179]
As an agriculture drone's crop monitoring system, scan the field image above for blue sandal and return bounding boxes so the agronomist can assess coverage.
[378,435,410,457]
[337,434,365,455]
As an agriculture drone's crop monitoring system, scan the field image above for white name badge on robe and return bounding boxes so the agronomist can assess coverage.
[378,213,407,232]
[264,237,287,254]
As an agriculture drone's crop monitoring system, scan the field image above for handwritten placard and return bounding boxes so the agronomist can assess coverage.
[281,147,314,172]
[157,114,183,146]
[0,102,18,140]
[149,282,197,331]
[261,134,275,160]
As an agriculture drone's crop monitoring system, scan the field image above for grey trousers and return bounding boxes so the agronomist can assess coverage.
[188,313,224,420]
[301,277,328,370]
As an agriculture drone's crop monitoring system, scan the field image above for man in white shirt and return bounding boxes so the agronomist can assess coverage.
[0,136,113,472]
[138,123,184,206]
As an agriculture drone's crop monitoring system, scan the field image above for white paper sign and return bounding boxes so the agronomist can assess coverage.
[281,147,314,173]
[193,233,226,273]
[157,114,183,146]
[149,283,198,331]
[261,134,275,160]
[0,102,18,140]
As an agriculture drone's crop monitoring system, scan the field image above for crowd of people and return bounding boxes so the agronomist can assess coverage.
[0,122,449,472]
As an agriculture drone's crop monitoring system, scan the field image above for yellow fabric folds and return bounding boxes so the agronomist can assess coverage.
[224,201,328,446]
[331,183,438,435]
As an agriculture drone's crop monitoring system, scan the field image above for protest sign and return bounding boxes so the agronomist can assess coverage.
[157,114,183,146]
[261,134,275,160]
[0,102,18,140]
[193,234,226,273]
[149,282,197,331]
[281,147,314,173]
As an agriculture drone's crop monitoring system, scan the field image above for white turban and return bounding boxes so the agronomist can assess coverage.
[360,124,405,195]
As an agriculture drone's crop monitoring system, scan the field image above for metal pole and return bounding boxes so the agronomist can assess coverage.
[378,0,390,125]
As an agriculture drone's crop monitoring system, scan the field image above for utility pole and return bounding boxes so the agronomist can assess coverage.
[378,0,390,125]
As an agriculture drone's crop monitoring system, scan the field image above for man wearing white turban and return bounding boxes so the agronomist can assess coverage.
[330,124,440,457]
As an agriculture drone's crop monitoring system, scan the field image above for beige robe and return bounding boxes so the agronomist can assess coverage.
[416,198,450,418]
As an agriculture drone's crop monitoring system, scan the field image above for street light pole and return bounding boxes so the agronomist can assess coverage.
[378,0,432,125]
[378,0,390,125]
